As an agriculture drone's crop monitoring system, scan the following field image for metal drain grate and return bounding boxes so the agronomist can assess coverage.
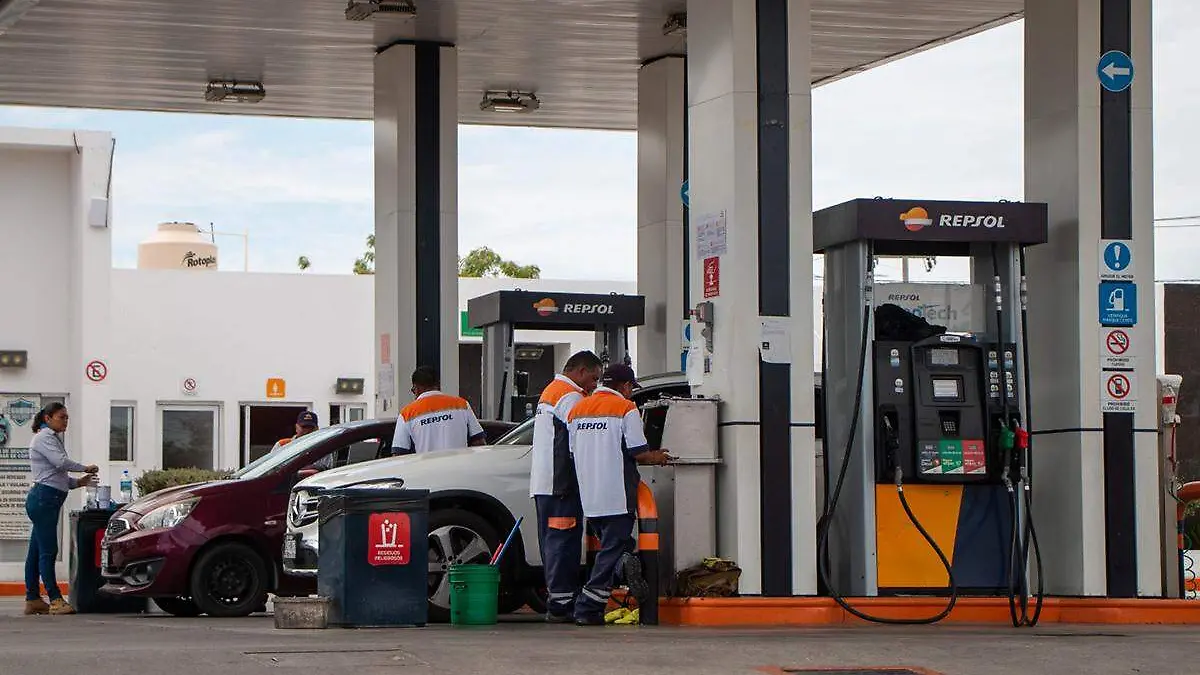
[244,648,422,668]
[782,670,936,675]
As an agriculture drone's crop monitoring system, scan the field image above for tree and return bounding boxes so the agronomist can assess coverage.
[458,246,540,278]
[354,234,375,275]
[297,256,311,271]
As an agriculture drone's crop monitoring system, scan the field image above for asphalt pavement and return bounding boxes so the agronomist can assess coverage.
[0,598,1196,675]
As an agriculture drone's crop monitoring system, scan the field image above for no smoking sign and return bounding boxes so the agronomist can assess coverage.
[1099,328,1135,370]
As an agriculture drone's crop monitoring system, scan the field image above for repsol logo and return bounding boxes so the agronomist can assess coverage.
[420,413,455,426]
[888,293,921,302]
[563,304,614,315]
[575,421,609,431]
[938,214,1005,229]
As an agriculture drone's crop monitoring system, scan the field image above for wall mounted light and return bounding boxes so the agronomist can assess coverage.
[336,378,365,395]
[0,351,28,368]
[205,80,266,103]
[0,0,40,37]
[479,90,540,114]
[662,12,687,37]
[345,0,416,21]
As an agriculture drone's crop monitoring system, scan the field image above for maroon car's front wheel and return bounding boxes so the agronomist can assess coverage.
[189,541,268,618]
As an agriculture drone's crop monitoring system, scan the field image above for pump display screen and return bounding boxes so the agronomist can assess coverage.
[932,378,961,400]
[929,348,959,366]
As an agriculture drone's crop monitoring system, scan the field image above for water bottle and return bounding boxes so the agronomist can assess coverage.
[119,470,133,504]
[84,485,98,510]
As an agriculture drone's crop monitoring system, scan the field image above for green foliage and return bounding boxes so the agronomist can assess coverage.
[297,256,311,271]
[458,246,540,278]
[135,468,232,496]
[354,234,375,275]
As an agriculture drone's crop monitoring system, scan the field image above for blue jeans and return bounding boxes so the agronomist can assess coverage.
[535,493,584,617]
[25,483,67,601]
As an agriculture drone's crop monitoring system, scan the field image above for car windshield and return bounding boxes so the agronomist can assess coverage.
[231,426,347,480]
[493,418,534,445]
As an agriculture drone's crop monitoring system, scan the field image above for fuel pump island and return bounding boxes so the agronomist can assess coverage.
[817,198,1048,626]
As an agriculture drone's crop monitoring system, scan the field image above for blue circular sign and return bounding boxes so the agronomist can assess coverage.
[680,179,689,209]
[1097,50,1134,93]
[1103,241,1131,272]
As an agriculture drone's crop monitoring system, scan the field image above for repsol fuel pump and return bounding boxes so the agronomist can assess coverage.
[814,198,1048,626]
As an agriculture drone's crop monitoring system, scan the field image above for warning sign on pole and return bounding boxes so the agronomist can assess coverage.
[703,257,720,298]
[1100,371,1137,413]
[1099,328,1135,369]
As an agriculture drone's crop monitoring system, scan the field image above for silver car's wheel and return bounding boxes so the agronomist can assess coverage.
[425,509,500,622]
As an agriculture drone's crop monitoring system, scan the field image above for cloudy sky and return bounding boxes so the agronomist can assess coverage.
[0,1,1196,283]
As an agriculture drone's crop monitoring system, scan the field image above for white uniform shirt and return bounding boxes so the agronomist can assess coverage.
[392,390,486,454]
[567,387,649,518]
[529,374,585,497]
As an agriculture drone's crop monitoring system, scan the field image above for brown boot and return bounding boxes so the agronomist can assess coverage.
[48,598,76,615]
[23,598,50,615]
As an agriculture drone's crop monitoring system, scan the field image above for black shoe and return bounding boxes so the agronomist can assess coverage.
[545,612,574,624]
[620,553,650,606]
[575,614,605,626]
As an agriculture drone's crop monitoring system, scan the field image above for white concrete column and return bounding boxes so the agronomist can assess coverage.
[1024,0,1158,596]
[686,0,815,596]
[637,55,687,375]
[374,43,460,417]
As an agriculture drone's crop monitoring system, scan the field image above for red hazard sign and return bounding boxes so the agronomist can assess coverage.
[703,256,720,298]
[368,512,411,566]
[1106,373,1131,399]
[1105,329,1129,355]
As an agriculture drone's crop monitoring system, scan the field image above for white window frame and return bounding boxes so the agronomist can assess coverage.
[238,401,313,467]
[109,402,135,463]
[157,404,221,471]
[333,403,368,425]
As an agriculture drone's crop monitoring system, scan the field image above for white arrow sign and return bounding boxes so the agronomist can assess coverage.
[1102,63,1131,80]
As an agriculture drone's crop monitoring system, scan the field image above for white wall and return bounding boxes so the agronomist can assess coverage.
[109,270,375,473]
[0,127,113,580]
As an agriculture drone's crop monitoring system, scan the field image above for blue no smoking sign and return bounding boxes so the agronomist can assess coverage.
[1097,50,1134,92]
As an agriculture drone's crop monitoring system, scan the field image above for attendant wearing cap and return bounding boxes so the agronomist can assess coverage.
[268,410,320,457]
[567,364,671,626]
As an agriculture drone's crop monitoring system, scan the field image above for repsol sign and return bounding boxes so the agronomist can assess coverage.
[575,420,609,431]
[419,413,455,426]
[562,303,614,315]
[937,214,1005,229]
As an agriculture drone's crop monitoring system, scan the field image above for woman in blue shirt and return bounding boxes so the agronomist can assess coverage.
[24,403,98,616]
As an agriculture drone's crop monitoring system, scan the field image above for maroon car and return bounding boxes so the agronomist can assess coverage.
[99,418,516,617]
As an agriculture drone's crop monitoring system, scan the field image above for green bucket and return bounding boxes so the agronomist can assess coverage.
[448,564,500,626]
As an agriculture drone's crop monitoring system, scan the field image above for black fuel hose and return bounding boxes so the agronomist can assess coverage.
[1016,245,1045,626]
[816,251,957,625]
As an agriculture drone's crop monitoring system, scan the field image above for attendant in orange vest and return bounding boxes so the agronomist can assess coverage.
[392,366,487,455]
[268,410,319,456]
[529,350,603,622]
[568,364,671,626]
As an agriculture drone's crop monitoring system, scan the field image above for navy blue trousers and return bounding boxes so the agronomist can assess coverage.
[535,493,583,617]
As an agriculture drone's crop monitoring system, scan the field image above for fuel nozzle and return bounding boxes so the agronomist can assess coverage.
[1014,426,1029,451]
[999,425,1016,453]
[881,413,903,485]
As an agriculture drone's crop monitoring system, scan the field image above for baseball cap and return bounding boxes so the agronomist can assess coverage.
[601,363,639,388]
[296,411,319,428]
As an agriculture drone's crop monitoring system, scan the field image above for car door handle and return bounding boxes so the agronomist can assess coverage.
[265,520,279,526]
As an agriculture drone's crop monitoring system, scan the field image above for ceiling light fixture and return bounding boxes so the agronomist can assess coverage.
[0,0,41,37]
[205,80,266,104]
[662,12,686,37]
[479,90,540,114]
[345,0,416,21]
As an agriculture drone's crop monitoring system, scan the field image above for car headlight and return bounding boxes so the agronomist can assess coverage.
[289,490,319,528]
[136,499,199,531]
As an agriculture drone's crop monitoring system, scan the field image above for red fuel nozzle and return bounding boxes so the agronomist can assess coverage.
[1015,427,1029,451]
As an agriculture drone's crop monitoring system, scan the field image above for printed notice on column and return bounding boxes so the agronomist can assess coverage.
[759,317,792,365]
[695,211,728,259]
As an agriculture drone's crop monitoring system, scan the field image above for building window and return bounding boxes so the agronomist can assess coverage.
[160,407,219,470]
[109,405,134,462]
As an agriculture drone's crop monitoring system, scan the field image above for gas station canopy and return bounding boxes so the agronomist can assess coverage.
[0,0,1021,129]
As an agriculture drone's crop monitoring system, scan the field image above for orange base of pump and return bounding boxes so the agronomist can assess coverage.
[0,582,68,597]
[657,596,1200,626]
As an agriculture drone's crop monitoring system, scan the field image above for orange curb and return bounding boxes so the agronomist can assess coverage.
[0,582,68,597]
[658,596,1200,626]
